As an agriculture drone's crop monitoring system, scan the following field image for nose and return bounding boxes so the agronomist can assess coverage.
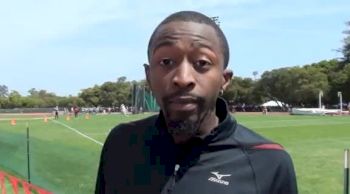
[172,60,195,89]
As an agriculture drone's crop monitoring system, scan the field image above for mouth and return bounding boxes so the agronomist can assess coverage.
[167,96,199,112]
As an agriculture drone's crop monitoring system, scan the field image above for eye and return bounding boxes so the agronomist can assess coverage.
[194,59,212,68]
[160,58,175,66]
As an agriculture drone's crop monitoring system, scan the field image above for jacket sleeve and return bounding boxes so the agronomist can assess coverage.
[272,151,298,194]
[249,148,298,194]
[95,142,106,194]
[95,124,127,194]
[95,125,119,194]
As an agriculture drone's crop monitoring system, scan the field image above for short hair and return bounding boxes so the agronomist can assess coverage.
[147,11,230,68]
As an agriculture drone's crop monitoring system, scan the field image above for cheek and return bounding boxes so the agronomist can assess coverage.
[149,68,173,89]
[149,71,165,88]
[148,71,167,104]
[198,73,222,92]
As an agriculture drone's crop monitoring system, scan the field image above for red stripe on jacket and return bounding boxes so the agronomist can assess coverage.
[253,144,284,150]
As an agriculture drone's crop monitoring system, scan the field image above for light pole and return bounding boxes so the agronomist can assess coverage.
[319,90,323,109]
[345,149,349,194]
[338,91,343,111]
[26,122,31,183]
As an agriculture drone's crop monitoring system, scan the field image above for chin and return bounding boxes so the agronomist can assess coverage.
[166,118,199,136]
[163,107,203,135]
[168,112,197,121]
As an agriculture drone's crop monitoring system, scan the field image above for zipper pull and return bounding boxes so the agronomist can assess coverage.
[174,164,180,176]
[164,164,180,194]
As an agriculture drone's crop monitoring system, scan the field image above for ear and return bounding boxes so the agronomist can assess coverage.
[144,63,151,87]
[221,69,233,90]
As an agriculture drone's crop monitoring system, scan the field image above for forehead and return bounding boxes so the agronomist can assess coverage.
[151,21,222,52]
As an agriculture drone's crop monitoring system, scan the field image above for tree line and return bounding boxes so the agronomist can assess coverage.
[0,22,349,109]
[224,21,350,108]
[1,58,348,109]
[224,59,349,108]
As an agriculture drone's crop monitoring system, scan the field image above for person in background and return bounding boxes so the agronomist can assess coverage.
[73,106,79,118]
[54,106,59,119]
[262,105,268,115]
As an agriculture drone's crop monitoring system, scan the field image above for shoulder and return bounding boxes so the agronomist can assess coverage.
[111,114,158,133]
[233,124,275,146]
[103,114,159,149]
[232,123,295,171]
[232,124,297,193]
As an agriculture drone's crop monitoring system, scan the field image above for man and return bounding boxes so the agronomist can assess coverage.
[95,11,298,194]
[120,104,128,116]
[73,106,79,118]
[54,106,59,119]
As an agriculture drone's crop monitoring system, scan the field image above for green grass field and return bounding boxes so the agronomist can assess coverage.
[0,113,349,194]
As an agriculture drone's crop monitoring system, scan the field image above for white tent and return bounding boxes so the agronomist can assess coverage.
[261,100,285,107]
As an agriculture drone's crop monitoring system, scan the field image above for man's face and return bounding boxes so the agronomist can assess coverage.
[146,21,231,135]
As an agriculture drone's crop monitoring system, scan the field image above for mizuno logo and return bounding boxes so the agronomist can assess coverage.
[208,171,231,185]
[211,172,231,180]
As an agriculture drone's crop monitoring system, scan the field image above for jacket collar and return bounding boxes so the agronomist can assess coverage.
[155,97,237,144]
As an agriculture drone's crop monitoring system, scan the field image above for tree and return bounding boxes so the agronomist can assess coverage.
[21,97,37,108]
[257,66,329,106]
[28,88,39,96]
[257,68,295,105]
[342,21,350,63]
[253,71,258,80]
[308,60,349,105]
[79,76,132,107]
[295,67,329,106]
[25,88,58,107]
[342,64,350,101]
[113,77,132,106]
[0,85,9,97]
[99,82,120,106]
[223,77,255,104]
[79,85,101,106]
[8,90,22,108]
[0,85,9,108]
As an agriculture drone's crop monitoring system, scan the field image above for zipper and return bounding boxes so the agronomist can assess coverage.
[162,164,180,194]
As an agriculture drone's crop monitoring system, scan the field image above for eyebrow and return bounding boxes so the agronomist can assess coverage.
[150,32,217,56]
[191,40,214,52]
[152,38,177,54]
[152,38,215,55]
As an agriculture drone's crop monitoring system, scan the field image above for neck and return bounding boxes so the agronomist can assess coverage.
[172,109,219,144]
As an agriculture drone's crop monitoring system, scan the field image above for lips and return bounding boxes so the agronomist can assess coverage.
[167,96,198,112]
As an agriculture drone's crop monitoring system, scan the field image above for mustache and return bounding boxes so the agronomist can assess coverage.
[162,91,204,104]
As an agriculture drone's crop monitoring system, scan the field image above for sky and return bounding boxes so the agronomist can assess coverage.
[1,0,350,96]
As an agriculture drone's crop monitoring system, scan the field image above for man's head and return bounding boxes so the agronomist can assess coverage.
[145,11,232,140]
[147,11,230,68]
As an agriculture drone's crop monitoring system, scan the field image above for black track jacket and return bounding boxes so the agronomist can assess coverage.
[95,98,298,194]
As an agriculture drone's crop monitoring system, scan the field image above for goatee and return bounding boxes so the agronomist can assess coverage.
[167,119,200,136]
